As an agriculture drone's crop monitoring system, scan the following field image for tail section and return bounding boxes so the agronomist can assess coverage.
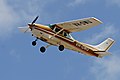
[94,38,115,58]
[95,38,115,51]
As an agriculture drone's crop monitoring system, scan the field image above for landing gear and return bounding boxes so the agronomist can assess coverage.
[59,45,64,51]
[40,46,46,53]
[32,38,38,46]
[31,38,51,53]
[32,38,64,53]
[32,41,36,46]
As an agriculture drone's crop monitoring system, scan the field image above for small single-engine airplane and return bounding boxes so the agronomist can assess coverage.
[19,16,115,58]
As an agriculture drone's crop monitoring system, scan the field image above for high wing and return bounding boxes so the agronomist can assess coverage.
[54,17,102,32]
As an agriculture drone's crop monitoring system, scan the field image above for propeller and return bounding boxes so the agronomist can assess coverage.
[31,16,39,24]
[24,16,39,33]
[24,27,30,33]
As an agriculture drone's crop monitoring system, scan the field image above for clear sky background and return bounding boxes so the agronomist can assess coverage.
[0,0,120,80]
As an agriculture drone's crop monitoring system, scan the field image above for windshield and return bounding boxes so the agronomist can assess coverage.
[48,24,55,30]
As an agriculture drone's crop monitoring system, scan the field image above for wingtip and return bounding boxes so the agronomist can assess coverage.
[91,17,103,24]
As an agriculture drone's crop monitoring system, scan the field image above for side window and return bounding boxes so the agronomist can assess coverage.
[63,31,72,39]
[55,28,60,32]
[64,32,67,37]
[60,31,63,34]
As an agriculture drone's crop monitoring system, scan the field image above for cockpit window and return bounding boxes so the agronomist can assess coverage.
[55,28,60,32]
[49,25,61,33]
[49,25,74,40]
[60,31,63,34]
[49,24,55,30]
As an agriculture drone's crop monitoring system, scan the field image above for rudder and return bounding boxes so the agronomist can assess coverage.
[95,38,115,51]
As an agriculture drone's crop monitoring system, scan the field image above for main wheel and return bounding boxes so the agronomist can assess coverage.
[59,45,64,51]
[32,41,36,46]
[40,46,46,53]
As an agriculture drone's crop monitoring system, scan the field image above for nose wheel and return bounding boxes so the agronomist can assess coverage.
[32,38,38,46]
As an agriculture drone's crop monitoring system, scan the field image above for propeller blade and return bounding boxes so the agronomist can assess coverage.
[18,27,31,33]
[32,16,39,24]
[24,28,30,33]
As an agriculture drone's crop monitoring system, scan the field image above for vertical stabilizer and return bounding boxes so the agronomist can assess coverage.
[95,38,115,51]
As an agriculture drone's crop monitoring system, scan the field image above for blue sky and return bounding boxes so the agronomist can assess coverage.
[0,0,120,80]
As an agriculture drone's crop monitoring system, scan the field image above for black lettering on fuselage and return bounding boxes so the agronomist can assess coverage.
[76,43,90,51]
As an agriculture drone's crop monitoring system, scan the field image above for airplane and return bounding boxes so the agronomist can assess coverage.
[19,16,115,58]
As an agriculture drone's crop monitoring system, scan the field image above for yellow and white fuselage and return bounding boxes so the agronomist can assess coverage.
[28,23,114,58]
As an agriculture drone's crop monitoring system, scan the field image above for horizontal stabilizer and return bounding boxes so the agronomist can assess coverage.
[95,51,111,58]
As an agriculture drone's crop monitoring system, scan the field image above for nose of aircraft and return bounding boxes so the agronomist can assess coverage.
[28,23,32,26]
[28,23,34,30]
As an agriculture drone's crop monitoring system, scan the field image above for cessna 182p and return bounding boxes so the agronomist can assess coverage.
[19,16,115,58]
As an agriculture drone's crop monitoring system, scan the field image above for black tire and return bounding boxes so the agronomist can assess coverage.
[59,45,64,51]
[32,41,36,46]
[40,46,46,53]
